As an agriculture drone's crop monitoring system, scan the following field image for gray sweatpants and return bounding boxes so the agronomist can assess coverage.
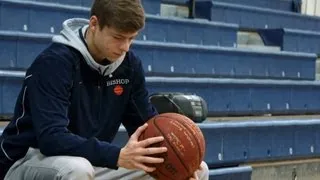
[4,148,209,180]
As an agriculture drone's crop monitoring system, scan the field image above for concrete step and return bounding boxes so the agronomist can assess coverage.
[237,44,281,52]
[237,31,265,46]
[248,158,320,180]
[160,3,189,18]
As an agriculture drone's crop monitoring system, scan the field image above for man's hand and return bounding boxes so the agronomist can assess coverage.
[189,166,202,180]
[189,161,207,180]
[117,123,168,172]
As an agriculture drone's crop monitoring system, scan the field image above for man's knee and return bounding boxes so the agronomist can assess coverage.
[5,155,95,180]
[56,156,95,180]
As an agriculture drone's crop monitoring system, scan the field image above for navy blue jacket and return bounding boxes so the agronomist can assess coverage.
[0,42,157,178]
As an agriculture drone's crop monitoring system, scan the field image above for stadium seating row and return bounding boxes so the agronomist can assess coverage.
[24,0,302,14]
[195,1,320,31]
[259,28,320,55]
[2,117,318,179]
[111,119,320,168]
[147,77,320,116]
[23,0,161,15]
[0,31,316,80]
[133,41,316,80]
[2,71,320,116]
[3,0,320,58]
[0,123,255,180]
[0,0,238,47]
[203,0,301,12]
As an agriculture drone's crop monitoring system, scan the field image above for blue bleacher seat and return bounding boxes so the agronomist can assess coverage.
[81,0,92,8]
[132,41,316,80]
[207,0,299,12]
[141,0,161,15]
[34,0,82,6]
[0,0,89,33]
[160,0,302,15]
[0,78,2,115]
[0,34,17,69]
[195,1,320,31]
[0,31,52,69]
[146,77,320,116]
[2,78,22,115]
[2,113,318,174]
[24,0,161,15]
[112,119,320,168]
[198,119,320,167]
[162,0,187,5]
[0,124,252,180]
[28,0,192,14]
[0,0,238,47]
[0,31,315,80]
[0,71,24,116]
[112,125,253,180]
[3,70,320,116]
[142,15,238,46]
[258,28,320,55]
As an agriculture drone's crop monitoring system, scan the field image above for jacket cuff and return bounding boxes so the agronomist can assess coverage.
[99,143,121,169]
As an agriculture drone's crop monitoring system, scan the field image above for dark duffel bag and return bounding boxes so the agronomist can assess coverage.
[149,92,208,123]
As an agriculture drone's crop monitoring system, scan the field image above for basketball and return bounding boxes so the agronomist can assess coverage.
[138,113,206,180]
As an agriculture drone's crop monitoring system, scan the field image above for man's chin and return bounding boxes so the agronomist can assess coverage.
[107,57,119,62]
[108,54,125,62]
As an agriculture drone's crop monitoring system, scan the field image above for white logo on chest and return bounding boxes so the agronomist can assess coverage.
[106,79,130,87]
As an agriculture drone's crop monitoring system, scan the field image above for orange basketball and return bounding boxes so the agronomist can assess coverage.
[138,113,206,180]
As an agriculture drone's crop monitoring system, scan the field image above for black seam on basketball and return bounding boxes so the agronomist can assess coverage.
[153,116,190,177]
[157,114,203,171]
[151,116,176,180]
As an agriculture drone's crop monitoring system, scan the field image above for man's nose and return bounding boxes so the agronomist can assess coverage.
[120,40,131,52]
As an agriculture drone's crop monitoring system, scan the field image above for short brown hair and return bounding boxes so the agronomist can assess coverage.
[90,0,145,32]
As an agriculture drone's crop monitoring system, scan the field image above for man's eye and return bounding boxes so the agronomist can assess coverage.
[114,36,122,40]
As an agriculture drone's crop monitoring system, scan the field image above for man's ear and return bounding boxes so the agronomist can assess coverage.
[89,15,99,32]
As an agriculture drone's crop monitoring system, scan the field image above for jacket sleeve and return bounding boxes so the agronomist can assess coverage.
[122,57,158,137]
[26,55,121,169]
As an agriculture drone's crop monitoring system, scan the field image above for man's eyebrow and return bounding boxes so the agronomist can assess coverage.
[113,33,138,39]
[113,33,124,37]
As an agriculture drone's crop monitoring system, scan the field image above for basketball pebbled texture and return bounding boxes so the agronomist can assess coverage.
[138,113,206,180]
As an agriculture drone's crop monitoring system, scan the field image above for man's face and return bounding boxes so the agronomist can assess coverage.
[90,17,139,62]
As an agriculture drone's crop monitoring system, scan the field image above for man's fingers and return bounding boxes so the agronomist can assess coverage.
[139,136,165,147]
[135,163,156,173]
[189,171,199,180]
[141,147,167,155]
[194,171,199,180]
[199,161,207,171]
[188,173,197,180]
[136,156,165,164]
[131,123,148,140]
